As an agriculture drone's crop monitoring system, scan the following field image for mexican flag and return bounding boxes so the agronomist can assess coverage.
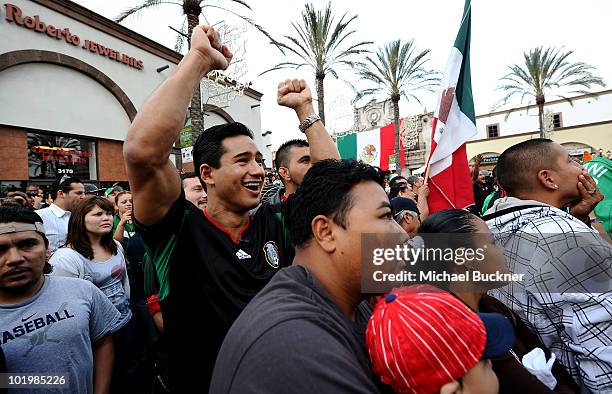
[337,123,405,171]
[426,0,477,212]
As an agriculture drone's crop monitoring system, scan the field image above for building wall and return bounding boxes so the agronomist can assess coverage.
[0,0,264,184]
[466,121,612,161]
[0,125,27,180]
[0,0,178,142]
[0,62,132,140]
[474,90,612,140]
[97,139,126,181]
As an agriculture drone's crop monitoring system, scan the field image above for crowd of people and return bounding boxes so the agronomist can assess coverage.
[0,24,611,394]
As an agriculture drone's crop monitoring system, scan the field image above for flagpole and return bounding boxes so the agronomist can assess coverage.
[428,177,456,208]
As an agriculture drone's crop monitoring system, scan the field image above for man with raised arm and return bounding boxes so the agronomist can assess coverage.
[123,25,339,391]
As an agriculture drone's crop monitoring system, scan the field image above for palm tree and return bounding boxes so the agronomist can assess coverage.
[496,46,605,138]
[355,39,439,166]
[115,0,274,140]
[261,2,372,125]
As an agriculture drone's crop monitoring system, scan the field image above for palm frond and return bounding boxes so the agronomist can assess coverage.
[355,38,438,106]
[496,45,606,111]
[200,4,280,53]
[115,0,181,22]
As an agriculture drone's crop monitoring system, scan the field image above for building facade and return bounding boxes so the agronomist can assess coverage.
[466,90,612,168]
[0,0,266,193]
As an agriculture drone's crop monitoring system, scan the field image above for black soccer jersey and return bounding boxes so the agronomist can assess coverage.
[135,193,294,392]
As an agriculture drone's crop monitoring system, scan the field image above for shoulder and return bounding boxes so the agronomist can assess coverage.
[45,275,96,294]
[50,247,83,258]
[34,207,50,218]
[50,247,82,261]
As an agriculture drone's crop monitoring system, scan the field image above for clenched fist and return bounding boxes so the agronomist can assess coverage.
[190,25,233,73]
[277,79,315,120]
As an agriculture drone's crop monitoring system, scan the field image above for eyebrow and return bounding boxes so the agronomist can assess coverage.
[378,201,392,210]
[298,155,310,162]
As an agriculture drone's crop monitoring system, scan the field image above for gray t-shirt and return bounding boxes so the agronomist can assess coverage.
[0,276,120,394]
[50,244,132,331]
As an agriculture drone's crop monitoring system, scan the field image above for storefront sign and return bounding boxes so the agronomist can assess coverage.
[3,3,144,70]
[181,147,194,164]
[31,146,91,164]
[28,132,96,180]
[481,156,499,165]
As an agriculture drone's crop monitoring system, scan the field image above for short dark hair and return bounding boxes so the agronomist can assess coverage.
[496,139,558,196]
[0,206,51,273]
[180,171,207,192]
[193,122,254,174]
[275,139,309,172]
[51,177,83,200]
[389,176,407,188]
[66,196,117,260]
[284,159,385,247]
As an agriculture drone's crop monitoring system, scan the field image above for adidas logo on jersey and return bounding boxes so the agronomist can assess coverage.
[235,249,251,260]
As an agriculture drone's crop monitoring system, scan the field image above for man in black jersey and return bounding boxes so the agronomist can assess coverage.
[210,160,405,393]
[123,25,339,391]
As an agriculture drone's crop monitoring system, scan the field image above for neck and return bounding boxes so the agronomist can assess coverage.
[53,200,68,211]
[0,275,45,305]
[87,233,104,248]
[205,197,250,239]
[452,290,482,311]
[514,191,565,209]
[294,248,361,319]
[284,182,297,196]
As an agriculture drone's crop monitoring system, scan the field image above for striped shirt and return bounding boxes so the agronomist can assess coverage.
[485,197,612,392]
[36,203,70,253]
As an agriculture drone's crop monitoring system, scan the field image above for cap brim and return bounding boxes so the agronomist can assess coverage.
[478,312,515,359]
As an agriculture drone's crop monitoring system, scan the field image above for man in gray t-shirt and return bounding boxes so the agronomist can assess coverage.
[0,206,119,393]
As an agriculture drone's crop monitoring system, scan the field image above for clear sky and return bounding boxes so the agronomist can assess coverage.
[75,0,612,149]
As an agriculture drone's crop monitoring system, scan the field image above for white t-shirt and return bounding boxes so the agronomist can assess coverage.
[49,242,132,331]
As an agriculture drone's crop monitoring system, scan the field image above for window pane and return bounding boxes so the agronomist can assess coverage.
[27,132,97,181]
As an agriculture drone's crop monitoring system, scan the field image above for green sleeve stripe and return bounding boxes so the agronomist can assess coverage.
[143,210,188,301]
[275,211,293,248]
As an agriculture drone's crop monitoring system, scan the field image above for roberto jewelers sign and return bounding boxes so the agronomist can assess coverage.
[2,3,144,70]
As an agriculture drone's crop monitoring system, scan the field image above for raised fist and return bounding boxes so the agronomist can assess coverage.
[277,79,314,117]
[190,25,232,72]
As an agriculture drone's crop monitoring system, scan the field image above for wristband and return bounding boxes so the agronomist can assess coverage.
[298,114,321,133]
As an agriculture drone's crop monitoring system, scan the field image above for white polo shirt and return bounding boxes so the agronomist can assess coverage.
[35,203,71,253]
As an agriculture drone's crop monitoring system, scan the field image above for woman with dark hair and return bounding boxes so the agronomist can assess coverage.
[417,210,579,393]
[112,191,134,245]
[49,196,133,391]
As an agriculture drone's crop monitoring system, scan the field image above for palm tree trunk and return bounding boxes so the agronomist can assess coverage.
[187,13,204,144]
[536,95,545,139]
[316,73,326,125]
[392,96,401,171]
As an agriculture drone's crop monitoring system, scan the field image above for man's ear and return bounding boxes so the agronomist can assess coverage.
[199,164,215,188]
[439,381,461,394]
[278,167,291,184]
[311,214,335,253]
[536,169,559,191]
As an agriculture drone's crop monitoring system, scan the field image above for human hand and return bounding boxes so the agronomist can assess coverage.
[120,210,132,225]
[277,79,315,121]
[418,184,430,199]
[190,25,233,73]
[570,170,603,221]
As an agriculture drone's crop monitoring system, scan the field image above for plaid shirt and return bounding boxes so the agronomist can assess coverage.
[485,197,612,392]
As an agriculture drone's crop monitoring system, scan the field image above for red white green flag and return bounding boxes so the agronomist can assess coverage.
[426,0,477,212]
[337,123,406,171]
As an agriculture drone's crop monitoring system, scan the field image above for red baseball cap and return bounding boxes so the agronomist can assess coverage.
[366,286,514,394]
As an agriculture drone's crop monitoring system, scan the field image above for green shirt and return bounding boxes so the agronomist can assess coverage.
[584,157,612,235]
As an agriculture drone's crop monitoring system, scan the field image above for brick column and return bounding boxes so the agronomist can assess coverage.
[0,126,28,180]
[97,140,127,182]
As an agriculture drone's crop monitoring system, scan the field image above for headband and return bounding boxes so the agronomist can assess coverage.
[0,222,45,235]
